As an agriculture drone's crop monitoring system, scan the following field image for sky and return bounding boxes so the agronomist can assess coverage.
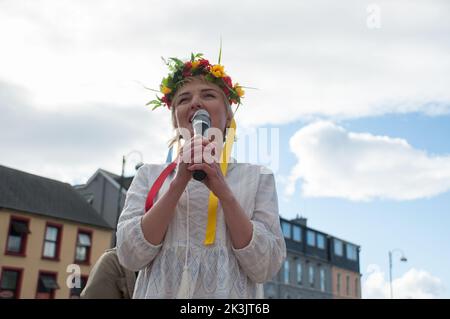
[0,0,449,298]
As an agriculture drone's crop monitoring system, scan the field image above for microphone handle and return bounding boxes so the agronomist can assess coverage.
[193,170,207,181]
[192,121,210,181]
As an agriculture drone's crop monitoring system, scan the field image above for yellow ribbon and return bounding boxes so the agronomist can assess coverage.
[204,118,236,245]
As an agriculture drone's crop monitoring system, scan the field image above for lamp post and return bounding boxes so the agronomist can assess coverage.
[114,151,144,243]
[389,248,407,299]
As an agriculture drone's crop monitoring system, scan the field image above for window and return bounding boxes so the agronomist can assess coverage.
[83,194,94,205]
[307,230,316,247]
[36,272,59,299]
[42,224,62,260]
[283,260,290,284]
[75,230,92,264]
[320,268,326,292]
[293,225,302,242]
[281,221,291,239]
[308,265,315,287]
[70,275,88,298]
[346,244,358,261]
[6,217,30,256]
[346,275,350,296]
[337,273,341,293]
[0,268,23,299]
[334,239,343,256]
[317,234,325,249]
[355,278,359,298]
[296,262,302,285]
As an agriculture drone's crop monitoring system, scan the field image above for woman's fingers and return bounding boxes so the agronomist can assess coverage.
[181,139,218,164]
[187,163,215,173]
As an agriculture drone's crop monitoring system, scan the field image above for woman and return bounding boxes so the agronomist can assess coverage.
[116,53,286,298]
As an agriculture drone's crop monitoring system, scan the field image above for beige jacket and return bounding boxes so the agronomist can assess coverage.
[81,248,136,299]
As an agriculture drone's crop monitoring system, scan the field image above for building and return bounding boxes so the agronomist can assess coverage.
[74,169,133,246]
[264,217,361,299]
[0,165,114,299]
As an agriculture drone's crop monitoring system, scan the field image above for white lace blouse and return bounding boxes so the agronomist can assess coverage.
[116,160,286,299]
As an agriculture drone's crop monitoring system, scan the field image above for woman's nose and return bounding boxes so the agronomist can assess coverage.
[190,96,203,111]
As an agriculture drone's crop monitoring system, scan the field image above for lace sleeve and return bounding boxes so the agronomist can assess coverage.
[116,165,163,271]
[232,166,287,283]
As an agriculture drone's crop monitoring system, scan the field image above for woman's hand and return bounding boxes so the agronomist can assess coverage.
[185,136,234,201]
[173,136,213,187]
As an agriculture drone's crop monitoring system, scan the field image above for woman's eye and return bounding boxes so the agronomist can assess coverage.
[205,94,215,98]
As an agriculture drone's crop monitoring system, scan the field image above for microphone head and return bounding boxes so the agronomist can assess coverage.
[192,109,211,136]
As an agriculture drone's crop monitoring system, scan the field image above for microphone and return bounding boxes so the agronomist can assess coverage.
[191,109,211,181]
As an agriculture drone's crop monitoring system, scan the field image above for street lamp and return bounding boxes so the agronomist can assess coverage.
[389,248,408,299]
[114,151,144,243]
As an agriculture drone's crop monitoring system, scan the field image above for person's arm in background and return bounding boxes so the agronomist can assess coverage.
[81,249,135,299]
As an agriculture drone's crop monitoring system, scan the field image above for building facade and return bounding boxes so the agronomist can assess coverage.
[0,165,113,299]
[264,217,361,299]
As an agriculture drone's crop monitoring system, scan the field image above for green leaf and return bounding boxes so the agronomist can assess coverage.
[169,57,184,66]
[218,37,222,64]
[193,53,203,60]
[144,86,161,93]
[146,99,159,106]
[240,85,258,90]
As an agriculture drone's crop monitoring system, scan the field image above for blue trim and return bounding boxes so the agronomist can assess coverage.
[166,146,173,163]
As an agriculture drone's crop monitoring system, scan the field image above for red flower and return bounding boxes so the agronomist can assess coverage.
[198,59,210,70]
[182,70,192,77]
[222,86,230,96]
[184,61,192,70]
[161,95,171,108]
[222,76,233,88]
[183,61,193,77]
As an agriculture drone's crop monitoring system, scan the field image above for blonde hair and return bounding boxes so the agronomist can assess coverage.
[168,75,233,149]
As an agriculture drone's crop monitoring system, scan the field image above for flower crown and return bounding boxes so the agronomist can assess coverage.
[147,53,245,110]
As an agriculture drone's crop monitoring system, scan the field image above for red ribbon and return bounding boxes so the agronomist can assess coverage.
[144,161,177,212]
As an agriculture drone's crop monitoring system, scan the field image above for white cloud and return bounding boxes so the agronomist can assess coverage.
[287,121,450,201]
[0,80,172,184]
[0,0,449,126]
[363,265,445,299]
[1,0,449,186]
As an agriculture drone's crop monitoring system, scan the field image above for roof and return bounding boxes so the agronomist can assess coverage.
[100,169,134,190]
[280,216,360,248]
[0,165,113,229]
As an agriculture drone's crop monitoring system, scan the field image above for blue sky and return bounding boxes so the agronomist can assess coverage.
[267,113,450,298]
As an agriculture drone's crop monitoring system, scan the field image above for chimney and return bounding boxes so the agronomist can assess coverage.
[291,214,307,226]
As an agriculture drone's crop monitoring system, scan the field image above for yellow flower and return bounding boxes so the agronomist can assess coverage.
[160,85,172,95]
[191,60,200,69]
[234,83,245,97]
[210,64,226,78]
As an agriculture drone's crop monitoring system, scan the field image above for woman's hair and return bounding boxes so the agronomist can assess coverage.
[168,74,232,149]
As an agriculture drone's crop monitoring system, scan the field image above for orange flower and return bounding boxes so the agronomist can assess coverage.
[210,64,226,78]
[234,83,245,97]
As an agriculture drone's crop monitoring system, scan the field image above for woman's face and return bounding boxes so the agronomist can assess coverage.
[173,80,231,139]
